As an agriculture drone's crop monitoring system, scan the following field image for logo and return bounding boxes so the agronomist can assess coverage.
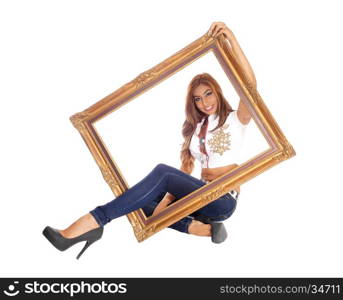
[2,280,127,297]
[3,281,20,297]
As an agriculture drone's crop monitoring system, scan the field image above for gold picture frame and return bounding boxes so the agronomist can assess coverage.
[70,31,295,242]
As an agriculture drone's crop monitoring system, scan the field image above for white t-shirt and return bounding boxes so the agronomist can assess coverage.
[189,110,248,169]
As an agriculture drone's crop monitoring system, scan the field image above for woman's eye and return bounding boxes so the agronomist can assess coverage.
[194,97,201,102]
[206,91,212,96]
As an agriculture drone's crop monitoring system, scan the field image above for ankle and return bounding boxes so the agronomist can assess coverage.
[188,220,211,236]
[84,213,100,229]
[61,213,100,239]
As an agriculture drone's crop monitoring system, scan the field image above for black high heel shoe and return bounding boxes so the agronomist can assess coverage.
[194,215,227,244]
[42,226,104,259]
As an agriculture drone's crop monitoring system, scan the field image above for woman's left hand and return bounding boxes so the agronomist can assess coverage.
[201,164,239,182]
[207,22,235,41]
[201,168,218,182]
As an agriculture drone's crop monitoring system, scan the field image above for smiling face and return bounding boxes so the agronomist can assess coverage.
[193,83,218,115]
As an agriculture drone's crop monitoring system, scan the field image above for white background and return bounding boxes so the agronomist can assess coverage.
[1,0,342,277]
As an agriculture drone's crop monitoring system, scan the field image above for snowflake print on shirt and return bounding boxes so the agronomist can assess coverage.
[208,124,231,155]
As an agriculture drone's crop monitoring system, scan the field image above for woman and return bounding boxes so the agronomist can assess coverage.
[43,22,257,259]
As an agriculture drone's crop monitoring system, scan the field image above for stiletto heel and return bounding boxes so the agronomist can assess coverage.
[42,226,104,259]
[77,240,93,260]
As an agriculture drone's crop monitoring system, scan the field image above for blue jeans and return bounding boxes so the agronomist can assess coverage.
[90,163,237,234]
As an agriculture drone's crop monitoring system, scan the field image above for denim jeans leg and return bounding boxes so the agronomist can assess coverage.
[90,163,207,227]
[191,194,237,224]
[192,193,237,220]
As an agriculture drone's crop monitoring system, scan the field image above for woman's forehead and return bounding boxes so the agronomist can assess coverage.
[193,84,212,96]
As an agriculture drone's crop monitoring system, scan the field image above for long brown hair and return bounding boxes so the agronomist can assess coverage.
[180,73,233,174]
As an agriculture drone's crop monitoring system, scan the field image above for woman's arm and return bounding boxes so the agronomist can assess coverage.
[208,22,257,89]
[208,22,257,125]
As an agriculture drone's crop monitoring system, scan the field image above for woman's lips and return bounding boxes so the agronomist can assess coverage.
[205,105,214,111]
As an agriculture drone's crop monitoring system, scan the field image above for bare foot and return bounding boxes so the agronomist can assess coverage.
[59,213,100,238]
[188,220,211,236]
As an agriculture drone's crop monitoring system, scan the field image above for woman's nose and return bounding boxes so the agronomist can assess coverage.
[202,100,210,106]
